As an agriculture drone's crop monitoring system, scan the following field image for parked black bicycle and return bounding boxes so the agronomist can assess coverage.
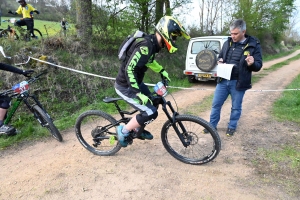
[0,46,62,141]
[75,77,221,165]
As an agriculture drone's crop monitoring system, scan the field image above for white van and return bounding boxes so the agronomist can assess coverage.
[183,36,228,82]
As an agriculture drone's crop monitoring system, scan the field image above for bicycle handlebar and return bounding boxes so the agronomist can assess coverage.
[0,70,48,97]
[27,70,48,84]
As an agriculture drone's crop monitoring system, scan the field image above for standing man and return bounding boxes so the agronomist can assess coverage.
[115,16,190,147]
[203,19,262,136]
[0,63,34,136]
[60,18,68,37]
[8,0,40,38]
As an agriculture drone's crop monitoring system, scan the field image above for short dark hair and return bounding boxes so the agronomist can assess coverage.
[230,19,246,31]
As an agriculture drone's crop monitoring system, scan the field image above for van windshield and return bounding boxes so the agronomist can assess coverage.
[191,41,220,54]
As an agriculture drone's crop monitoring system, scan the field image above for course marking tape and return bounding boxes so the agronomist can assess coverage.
[29,57,300,92]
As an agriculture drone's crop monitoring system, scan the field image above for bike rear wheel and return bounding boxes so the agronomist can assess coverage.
[75,110,121,156]
[33,105,63,142]
[0,29,19,40]
[161,114,221,165]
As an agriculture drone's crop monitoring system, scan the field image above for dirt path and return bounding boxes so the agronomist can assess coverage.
[1,51,300,200]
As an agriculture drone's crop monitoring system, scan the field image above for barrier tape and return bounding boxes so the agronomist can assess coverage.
[29,57,300,92]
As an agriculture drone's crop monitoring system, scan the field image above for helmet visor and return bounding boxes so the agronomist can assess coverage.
[168,19,190,40]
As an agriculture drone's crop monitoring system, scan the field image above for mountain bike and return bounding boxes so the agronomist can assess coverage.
[0,46,62,141]
[75,78,221,165]
[0,71,62,141]
[0,18,42,41]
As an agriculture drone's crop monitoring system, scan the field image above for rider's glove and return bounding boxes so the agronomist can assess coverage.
[136,93,152,105]
[22,70,34,77]
[34,10,40,14]
[8,10,16,15]
[160,69,171,82]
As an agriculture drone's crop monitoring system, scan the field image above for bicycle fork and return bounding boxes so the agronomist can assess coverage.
[161,100,190,148]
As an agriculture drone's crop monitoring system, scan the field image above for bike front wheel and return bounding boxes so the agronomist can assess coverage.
[31,28,42,40]
[75,110,121,156]
[33,105,63,142]
[161,114,221,165]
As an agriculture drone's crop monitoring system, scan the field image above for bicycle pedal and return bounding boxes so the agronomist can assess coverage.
[126,137,133,145]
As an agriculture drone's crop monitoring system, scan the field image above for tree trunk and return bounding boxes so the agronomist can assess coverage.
[75,0,92,48]
[155,0,164,23]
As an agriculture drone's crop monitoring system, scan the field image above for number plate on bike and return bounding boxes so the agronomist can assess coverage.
[12,81,29,94]
[154,81,167,97]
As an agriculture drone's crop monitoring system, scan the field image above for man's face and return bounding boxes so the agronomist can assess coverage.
[230,28,245,42]
[19,1,26,7]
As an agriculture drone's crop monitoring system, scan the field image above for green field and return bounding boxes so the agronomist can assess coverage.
[0,16,73,37]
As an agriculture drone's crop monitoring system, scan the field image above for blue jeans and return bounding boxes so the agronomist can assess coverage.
[210,79,246,130]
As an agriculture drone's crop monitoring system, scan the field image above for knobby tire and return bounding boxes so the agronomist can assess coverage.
[32,28,42,40]
[33,105,62,142]
[75,110,122,156]
[0,29,19,40]
[161,114,221,165]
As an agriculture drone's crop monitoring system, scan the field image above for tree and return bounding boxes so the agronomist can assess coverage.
[196,0,226,35]
[75,0,92,47]
[231,0,296,42]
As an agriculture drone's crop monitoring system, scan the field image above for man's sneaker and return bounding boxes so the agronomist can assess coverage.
[117,125,129,147]
[226,128,236,136]
[202,128,209,134]
[0,124,16,136]
[137,129,153,140]
[202,128,217,134]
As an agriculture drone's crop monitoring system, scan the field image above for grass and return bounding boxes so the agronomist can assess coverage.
[0,16,74,37]
[272,74,300,124]
[263,46,300,62]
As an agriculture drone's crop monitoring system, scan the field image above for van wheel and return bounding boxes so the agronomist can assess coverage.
[188,75,196,83]
[195,49,217,72]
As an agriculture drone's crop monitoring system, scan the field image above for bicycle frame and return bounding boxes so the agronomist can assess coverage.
[102,92,190,147]
[4,91,47,125]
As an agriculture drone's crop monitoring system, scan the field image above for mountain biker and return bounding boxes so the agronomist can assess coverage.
[0,63,34,136]
[8,0,40,38]
[114,16,190,147]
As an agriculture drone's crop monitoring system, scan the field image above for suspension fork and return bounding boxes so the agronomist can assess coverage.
[4,98,22,125]
[161,99,190,147]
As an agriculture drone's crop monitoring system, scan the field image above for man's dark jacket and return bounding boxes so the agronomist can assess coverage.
[218,35,263,90]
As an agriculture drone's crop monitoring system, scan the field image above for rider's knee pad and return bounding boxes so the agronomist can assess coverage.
[0,96,11,109]
[0,101,10,109]
[136,110,158,126]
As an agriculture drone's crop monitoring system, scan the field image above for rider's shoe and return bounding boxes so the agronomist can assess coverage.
[0,124,16,136]
[117,125,129,147]
[137,129,153,140]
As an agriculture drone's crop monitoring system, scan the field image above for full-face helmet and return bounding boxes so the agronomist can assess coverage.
[155,16,190,53]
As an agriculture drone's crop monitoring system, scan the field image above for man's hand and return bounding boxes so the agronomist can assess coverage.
[22,70,34,77]
[136,93,152,105]
[245,54,254,66]
[34,10,40,14]
[160,69,171,82]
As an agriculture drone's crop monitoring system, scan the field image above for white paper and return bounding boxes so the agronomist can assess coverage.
[217,64,234,80]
